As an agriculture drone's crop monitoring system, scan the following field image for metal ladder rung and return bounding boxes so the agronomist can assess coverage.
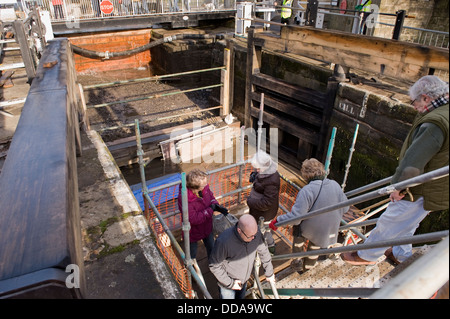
[0,62,25,71]
[2,47,20,51]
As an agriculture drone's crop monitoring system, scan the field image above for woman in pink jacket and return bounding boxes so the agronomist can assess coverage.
[178,169,228,259]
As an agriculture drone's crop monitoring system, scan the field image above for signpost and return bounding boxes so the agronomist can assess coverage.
[100,0,114,15]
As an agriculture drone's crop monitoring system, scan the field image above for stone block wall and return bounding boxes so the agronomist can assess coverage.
[328,82,416,191]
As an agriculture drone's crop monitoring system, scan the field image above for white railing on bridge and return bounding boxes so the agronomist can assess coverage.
[20,0,235,21]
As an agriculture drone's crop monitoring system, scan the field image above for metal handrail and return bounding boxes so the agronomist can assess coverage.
[344,176,392,198]
[275,165,449,227]
[83,66,226,90]
[271,230,449,261]
[369,236,449,299]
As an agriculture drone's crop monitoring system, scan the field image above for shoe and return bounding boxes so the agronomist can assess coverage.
[341,251,376,266]
[384,248,401,265]
[290,259,303,271]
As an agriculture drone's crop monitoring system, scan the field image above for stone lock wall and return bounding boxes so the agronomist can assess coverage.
[328,83,415,190]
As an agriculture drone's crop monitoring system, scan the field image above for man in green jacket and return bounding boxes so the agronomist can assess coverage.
[342,75,449,266]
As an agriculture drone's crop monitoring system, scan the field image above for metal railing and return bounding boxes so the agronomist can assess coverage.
[276,166,449,227]
[136,115,448,299]
[23,0,235,21]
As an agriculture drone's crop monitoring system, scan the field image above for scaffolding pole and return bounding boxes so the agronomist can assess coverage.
[135,119,212,299]
[271,230,449,261]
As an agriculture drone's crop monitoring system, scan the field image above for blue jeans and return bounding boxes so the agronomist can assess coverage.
[190,232,214,260]
[219,283,247,299]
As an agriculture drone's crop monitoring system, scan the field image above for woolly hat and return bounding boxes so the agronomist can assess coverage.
[251,150,276,174]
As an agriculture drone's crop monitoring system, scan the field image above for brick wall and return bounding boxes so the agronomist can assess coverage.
[68,29,152,73]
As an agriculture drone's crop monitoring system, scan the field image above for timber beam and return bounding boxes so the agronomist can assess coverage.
[0,39,85,298]
[254,26,449,82]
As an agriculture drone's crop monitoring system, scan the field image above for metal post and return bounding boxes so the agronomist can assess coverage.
[392,10,406,40]
[341,123,359,191]
[271,230,449,261]
[305,0,318,27]
[238,126,245,203]
[324,127,337,176]
[258,217,280,299]
[221,48,231,116]
[135,119,212,299]
[253,253,266,299]
[257,93,264,151]
[181,172,193,296]
[12,20,36,84]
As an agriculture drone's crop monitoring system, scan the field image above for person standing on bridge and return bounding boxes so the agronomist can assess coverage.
[342,75,449,266]
[280,0,293,25]
[209,214,275,299]
[269,158,349,272]
[178,169,228,260]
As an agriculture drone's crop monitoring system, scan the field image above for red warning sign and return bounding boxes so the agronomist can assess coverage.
[339,0,347,14]
[100,0,114,15]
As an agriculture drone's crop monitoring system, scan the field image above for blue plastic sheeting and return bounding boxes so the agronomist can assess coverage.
[131,173,181,211]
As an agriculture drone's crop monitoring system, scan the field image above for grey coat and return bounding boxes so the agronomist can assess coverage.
[209,225,274,289]
[276,178,349,248]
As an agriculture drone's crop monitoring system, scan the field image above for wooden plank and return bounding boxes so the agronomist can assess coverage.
[250,91,323,128]
[0,39,84,298]
[255,27,449,82]
[220,48,231,116]
[250,105,319,145]
[245,28,263,129]
[252,73,327,109]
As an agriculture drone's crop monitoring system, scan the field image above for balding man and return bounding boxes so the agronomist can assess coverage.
[209,214,275,299]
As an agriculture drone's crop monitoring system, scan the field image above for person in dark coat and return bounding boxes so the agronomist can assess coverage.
[177,169,228,259]
[246,150,280,252]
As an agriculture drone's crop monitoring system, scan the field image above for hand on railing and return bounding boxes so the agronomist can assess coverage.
[269,218,278,231]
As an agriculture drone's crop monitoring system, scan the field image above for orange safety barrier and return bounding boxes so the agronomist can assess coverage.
[142,161,302,298]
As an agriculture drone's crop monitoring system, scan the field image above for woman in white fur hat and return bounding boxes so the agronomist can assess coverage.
[246,150,280,253]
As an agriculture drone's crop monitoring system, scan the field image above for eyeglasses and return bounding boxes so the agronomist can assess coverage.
[239,227,256,240]
[410,94,423,106]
